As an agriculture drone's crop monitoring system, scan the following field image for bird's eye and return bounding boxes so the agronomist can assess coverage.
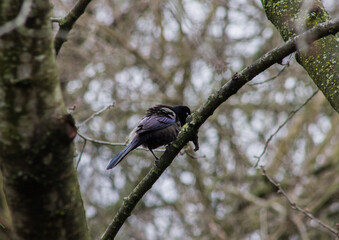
[186,112,189,116]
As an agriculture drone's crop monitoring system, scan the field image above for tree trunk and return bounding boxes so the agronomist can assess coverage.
[262,0,339,112]
[0,1,89,239]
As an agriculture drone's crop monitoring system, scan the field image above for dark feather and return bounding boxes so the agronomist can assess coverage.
[106,105,191,170]
[106,137,142,169]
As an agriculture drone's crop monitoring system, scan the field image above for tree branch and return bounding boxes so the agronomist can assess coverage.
[54,0,93,55]
[250,54,292,86]
[262,0,339,113]
[77,132,164,152]
[76,138,87,169]
[254,90,319,167]
[101,18,339,239]
[261,167,339,237]
[77,102,115,128]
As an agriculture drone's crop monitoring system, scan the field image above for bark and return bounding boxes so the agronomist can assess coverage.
[0,1,89,240]
[262,0,339,112]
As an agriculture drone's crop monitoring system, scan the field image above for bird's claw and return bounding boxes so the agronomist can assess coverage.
[192,134,199,152]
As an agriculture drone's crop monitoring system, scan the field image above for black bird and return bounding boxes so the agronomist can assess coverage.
[106,105,191,170]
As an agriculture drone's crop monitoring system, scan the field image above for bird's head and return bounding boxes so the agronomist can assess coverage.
[172,105,191,126]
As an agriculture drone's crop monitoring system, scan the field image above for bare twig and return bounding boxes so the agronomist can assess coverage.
[253,90,319,168]
[101,18,339,240]
[77,102,115,128]
[0,0,33,36]
[75,102,114,167]
[250,54,293,86]
[261,166,339,238]
[76,139,87,169]
[54,0,94,55]
[77,132,127,147]
[101,26,169,90]
[77,132,165,152]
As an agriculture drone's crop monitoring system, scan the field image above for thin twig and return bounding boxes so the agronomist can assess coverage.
[76,139,87,169]
[77,132,126,147]
[77,102,115,128]
[77,132,165,152]
[0,0,33,36]
[253,90,319,168]
[76,102,166,152]
[261,166,339,238]
[250,54,293,86]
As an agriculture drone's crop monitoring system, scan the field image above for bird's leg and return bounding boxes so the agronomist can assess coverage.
[149,148,159,162]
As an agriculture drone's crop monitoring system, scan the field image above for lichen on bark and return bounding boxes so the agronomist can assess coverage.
[262,0,339,112]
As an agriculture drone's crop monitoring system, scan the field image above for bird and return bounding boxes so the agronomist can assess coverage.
[106,105,192,170]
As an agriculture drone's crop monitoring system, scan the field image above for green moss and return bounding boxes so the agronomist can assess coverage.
[151,168,159,174]
[181,124,189,132]
[172,143,180,149]
[262,0,339,113]
[59,18,68,26]
[0,2,89,239]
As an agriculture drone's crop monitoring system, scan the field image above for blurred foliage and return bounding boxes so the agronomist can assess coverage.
[14,0,335,239]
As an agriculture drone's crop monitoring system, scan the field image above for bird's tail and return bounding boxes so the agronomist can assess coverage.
[106,137,142,170]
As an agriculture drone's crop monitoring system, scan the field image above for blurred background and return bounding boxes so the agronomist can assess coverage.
[49,0,339,239]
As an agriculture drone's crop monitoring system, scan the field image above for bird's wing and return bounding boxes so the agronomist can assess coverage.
[136,115,176,134]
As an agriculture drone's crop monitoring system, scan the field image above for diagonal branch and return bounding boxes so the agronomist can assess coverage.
[100,18,339,240]
[77,102,115,128]
[54,0,93,55]
[261,167,339,237]
[250,54,293,86]
[253,90,319,167]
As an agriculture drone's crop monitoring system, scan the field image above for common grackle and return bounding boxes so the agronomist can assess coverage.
[106,105,193,170]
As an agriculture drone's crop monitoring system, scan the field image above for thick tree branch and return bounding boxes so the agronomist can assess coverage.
[101,18,339,240]
[249,54,292,86]
[0,1,89,239]
[54,0,93,55]
[262,0,339,112]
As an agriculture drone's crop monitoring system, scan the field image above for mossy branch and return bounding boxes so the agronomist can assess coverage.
[54,0,93,55]
[262,0,339,113]
[101,18,339,239]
